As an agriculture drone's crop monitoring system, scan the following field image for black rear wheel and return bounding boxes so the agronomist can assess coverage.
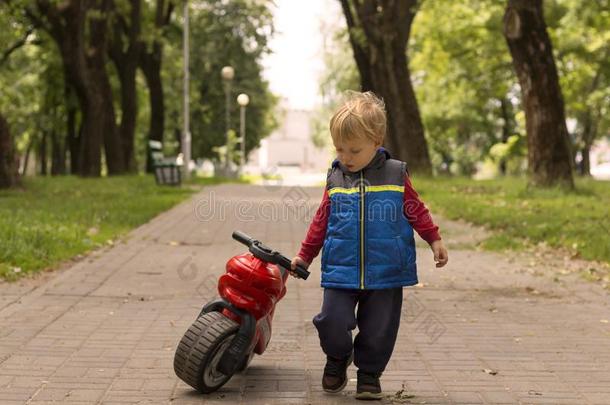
[174,311,239,393]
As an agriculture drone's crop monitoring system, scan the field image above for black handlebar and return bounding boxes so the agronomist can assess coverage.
[232,230,253,247]
[231,231,310,280]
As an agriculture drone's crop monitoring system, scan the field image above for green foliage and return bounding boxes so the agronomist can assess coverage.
[0,7,64,165]
[211,129,239,165]
[546,0,610,158]
[410,0,517,176]
[0,176,198,281]
[413,176,610,263]
[1,0,277,175]
[405,0,609,176]
[184,0,278,162]
[488,134,526,175]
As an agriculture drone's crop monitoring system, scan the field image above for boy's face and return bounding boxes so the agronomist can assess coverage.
[333,136,381,173]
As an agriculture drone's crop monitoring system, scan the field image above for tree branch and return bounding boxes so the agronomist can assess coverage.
[0,28,34,67]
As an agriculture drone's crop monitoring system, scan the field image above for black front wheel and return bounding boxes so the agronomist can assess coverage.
[236,349,255,373]
[174,311,239,393]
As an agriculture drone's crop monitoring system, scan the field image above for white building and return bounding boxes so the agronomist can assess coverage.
[245,106,332,184]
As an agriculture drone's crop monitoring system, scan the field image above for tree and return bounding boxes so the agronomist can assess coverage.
[503,0,574,188]
[31,0,126,176]
[0,5,29,186]
[39,59,68,175]
[109,0,143,172]
[139,0,173,173]
[546,0,610,176]
[410,0,520,176]
[339,0,432,175]
[188,0,277,163]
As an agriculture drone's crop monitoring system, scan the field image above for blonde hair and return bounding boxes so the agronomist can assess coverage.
[329,91,386,144]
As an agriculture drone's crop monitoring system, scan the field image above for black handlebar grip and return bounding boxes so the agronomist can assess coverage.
[292,264,310,280]
[276,255,310,280]
[232,230,254,247]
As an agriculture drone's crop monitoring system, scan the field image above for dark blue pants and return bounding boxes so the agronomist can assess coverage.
[312,287,403,374]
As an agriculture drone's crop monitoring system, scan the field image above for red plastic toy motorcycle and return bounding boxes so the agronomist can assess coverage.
[173,230,310,393]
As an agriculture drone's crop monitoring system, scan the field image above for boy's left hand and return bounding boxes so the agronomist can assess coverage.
[430,240,448,268]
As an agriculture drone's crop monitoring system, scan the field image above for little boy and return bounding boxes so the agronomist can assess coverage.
[290,91,448,400]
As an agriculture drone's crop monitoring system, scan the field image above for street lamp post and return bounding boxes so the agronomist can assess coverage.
[182,0,191,180]
[221,66,234,173]
[237,93,249,171]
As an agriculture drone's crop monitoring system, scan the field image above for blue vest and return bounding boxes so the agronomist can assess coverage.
[320,148,418,290]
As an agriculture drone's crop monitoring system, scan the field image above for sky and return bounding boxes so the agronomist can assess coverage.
[261,0,342,111]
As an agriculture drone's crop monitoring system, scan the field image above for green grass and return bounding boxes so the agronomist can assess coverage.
[2,174,607,282]
[411,176,610,263]
[0,175,238,281]
[186,175,251,186]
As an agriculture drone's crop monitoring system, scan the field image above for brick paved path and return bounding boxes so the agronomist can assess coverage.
[1,184,609,404]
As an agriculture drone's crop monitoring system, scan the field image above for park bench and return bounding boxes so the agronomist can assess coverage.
[149,140,182,186]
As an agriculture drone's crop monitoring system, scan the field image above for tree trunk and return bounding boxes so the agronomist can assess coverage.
[579,145,591,176]
[88,0,125,175]
[109,0,141,172]
[498,97,515,175]
[576,63,604,177]
[33,0,125,176]
[503,0,574,189]
[0,112,19,188]
[67,99,80,174]
[33,0,101,176]
[51,129,67,175]
[339,0,432,175]
[140,48,165,173]
[39,130,48,175]
[140,0,172,173]
[140,47,164,146]
[578,108,598,177]
[22,138,33,177]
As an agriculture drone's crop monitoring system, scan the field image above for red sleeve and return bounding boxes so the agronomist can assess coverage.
[403,176,441,244]
[297,188,330,264]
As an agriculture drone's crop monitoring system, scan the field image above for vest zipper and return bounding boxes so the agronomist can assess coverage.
[359,171,365,289]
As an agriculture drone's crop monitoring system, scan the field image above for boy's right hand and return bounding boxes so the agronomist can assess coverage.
[289,256,310,278]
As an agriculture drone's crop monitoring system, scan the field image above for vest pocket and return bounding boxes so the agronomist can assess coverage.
[321,237,333,269]
[365,237,403,285]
